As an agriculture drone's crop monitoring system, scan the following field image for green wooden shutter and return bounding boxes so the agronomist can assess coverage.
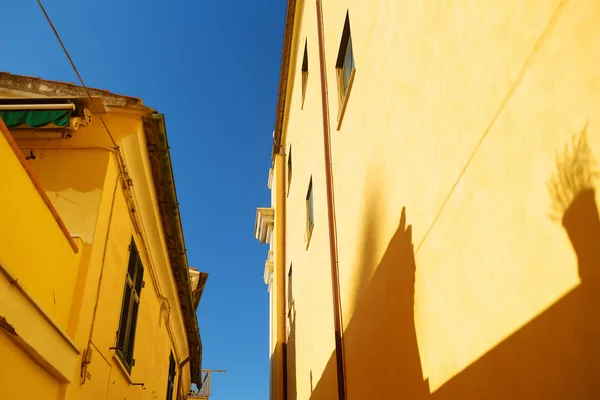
[116,239,144,372]
[116,278,132,354]
[124,294,140,367]
[166,353,176,400]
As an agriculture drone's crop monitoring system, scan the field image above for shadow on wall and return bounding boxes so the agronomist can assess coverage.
[307,126,600,400]
[309,201,430,400]
[344,205,430,399]
[286,315,297,400]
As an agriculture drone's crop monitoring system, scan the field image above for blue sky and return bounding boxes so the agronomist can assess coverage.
[1,1,286,398]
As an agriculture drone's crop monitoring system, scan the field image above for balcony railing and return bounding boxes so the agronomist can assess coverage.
[187,369,226,399]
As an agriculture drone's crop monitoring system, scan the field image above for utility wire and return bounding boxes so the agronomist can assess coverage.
[414,0,569,255]
[36,0,118,149]
[35,0,186,366]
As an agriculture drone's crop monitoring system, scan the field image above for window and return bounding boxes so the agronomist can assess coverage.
[166,352,176,400]
[301,39,309,109]
[287,147,293,194]
[115,238,144,373]
[287,264,293,309]
[287,263,294,336]
[306,178,314,241]
[335,12,356,123]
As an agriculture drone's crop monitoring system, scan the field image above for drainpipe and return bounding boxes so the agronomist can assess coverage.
[315,1,347,400]
[177,356,191,400]
[274,153,287,400]
[81,172,120,384]
[282,149,288,400]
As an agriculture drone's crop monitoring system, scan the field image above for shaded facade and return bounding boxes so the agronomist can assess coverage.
[0,73,208,400]
[255,1,600,399]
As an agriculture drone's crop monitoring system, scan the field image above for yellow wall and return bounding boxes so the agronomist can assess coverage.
[0,105,193,399]
[0,330,60,400]
[269,155,287,400]
[272,1,600,399]
[0,125,81,330]
[0,121,82,395]
[73,155,183,400]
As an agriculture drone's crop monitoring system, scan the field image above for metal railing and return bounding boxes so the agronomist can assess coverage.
[187,369,226,399]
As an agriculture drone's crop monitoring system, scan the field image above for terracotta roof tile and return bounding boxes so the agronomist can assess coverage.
[0,72,144,104]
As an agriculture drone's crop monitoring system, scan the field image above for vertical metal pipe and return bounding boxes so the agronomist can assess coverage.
[315,1,347,400]
[275,154,287,400]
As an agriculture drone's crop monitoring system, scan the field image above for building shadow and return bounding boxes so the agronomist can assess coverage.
[431,127,600,399]
[308,127,600,399]
[309,206,429,400]
[431,187,600,399]
[286,314,297,400]
[307,346,339,400]
[343,206,430,399]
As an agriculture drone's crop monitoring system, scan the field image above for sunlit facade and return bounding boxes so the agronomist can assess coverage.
[256,1,600,399]
[0,73,208,400]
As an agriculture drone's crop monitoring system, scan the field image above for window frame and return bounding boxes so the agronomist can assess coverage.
[286,263,294,338]
[115,238,144,373]
[166,352,176,400]
[287,146,293,196]
[305,177,315,246]
[301,39,309,109]
[287,264,293,310]
[335,12,356,129]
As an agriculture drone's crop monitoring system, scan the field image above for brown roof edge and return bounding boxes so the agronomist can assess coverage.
[143,113,205,386]
[192,272,209,310]
[0,72,148,110]
[271,0,298,160]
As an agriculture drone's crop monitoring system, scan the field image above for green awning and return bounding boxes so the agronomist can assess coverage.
[0,110,72,128]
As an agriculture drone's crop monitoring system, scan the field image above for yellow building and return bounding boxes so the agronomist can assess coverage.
[0,73,208,400]
[255,1,600,399]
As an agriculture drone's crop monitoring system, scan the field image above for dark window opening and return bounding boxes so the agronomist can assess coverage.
[335,12,355,105]
[166,352,176,400]
[306,178,314,235]
[288,265,293,309]
[287,147,293,193]
[301,39,309,108]
[116,238,144,373]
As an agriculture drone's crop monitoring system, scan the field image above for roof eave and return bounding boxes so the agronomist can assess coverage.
[0,72,152,113]
[143,113,204,386]
[271,0,298,161]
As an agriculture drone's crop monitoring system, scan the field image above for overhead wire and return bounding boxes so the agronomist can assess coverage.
[36,0,118,149]
[413,0,569,255]
[35,0,184,368]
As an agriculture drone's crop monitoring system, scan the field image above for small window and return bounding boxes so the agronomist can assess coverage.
[166,352,176,400]
[286,264,295,337]
[287,147,293,194]
[301,39,309,109]
[335,12,356,121]
[115,238,144,373]
[287,264,293,309]
[306,178,314,239]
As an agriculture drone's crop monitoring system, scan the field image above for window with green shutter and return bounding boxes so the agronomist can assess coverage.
[166,352,176,400]
[115,238,144,372]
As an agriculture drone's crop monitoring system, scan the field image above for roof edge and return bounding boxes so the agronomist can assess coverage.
[271,0,298,160]
[143,113,204,385]
[0,72,153,112]
[192,272,209,310]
